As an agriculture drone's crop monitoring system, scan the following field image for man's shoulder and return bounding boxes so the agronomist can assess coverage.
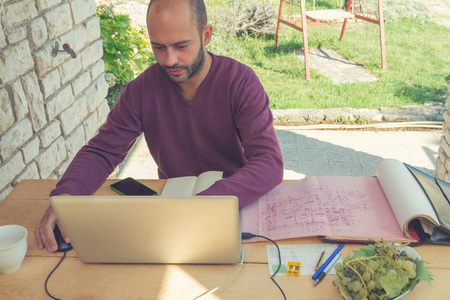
[210,53,255,76]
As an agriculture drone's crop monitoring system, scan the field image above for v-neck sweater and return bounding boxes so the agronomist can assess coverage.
[51,53,283,207]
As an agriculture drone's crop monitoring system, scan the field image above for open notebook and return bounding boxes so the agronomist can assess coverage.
[50,195,241,264]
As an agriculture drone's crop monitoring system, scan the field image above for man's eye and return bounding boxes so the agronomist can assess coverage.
[177,45,188,49]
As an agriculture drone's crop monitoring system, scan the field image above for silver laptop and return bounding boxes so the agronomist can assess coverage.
[50,195,241,264]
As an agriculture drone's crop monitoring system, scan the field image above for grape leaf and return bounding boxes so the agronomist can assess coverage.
[380,272,409,298]
[352,244,376,258]
[405,259,433,291]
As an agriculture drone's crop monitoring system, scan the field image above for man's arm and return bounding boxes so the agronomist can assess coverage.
[198,70,283,207]
[36,82,144,252]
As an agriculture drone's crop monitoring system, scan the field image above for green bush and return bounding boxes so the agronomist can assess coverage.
[96,4,151,106]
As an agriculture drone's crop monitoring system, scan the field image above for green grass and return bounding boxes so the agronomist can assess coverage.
[202,0,450,109]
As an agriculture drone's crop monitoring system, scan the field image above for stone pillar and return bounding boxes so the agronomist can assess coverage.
[435,85,450,181]
[0,0,109,201]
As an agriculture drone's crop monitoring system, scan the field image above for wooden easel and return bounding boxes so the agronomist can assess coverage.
[274,0,387,80]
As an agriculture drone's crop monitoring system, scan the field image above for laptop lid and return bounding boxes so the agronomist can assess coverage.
[49,195,241,264]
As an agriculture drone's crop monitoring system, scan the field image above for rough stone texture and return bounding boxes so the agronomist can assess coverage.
[0,118,33,160]
[21,72,47,132]
[40,68,61,99]
[11,80,30,120]
[21,137,40,164]
[0,0,106,202]
[45,85,74,121]
[59,97,88,136]
[2,0,38,29]
[0,153,25,192]
[35,136,66,179]
[30,17,48,50]
[7,26,28,44]
[44,4,73,38]
[39,120,61,148]
[0,40,34,83]
[0,88,14,135]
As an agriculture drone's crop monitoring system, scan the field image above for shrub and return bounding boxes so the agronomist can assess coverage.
[96,4,151,106]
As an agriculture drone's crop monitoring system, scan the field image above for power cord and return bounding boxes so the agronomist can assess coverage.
[193,252,245,299]
[241,232,287,300]
[45,251,67,300]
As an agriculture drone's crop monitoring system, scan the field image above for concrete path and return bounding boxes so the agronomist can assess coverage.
[110,128,442,181]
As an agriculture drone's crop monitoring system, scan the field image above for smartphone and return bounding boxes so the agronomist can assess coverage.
[110,177,158,196]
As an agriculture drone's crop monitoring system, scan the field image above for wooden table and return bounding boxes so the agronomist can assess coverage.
[1,180,449,299]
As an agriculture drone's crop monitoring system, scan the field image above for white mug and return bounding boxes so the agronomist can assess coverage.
[0,225,28,273]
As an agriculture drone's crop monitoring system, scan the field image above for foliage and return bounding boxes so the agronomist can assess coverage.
[96,4,151,106]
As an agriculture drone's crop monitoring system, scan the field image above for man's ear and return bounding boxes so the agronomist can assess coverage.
[203,25,213,46]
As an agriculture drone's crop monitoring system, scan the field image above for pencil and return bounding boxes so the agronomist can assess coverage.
[314,250,325,271]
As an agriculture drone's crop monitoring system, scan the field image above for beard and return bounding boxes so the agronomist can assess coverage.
[162,43,205,84]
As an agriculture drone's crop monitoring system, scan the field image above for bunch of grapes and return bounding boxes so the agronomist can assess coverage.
[332,242,420,300]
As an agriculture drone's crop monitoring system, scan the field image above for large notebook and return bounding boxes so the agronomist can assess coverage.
[50,195,242,264]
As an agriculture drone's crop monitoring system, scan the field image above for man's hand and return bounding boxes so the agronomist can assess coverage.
[34,196,70,253]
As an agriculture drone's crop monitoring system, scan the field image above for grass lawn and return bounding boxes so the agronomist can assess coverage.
[203,0,450,109]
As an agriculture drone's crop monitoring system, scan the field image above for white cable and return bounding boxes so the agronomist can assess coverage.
[192,252,245,300]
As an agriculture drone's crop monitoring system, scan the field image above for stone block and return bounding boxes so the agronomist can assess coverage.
[59,25,86,53]
[81,39,103,69]
[2,0,38,29]
[59,97,88,136]
[85,74,108,112]
[0,152,25,191]
[90,59,105,81]
[97,99,110,125]
[0,88,14,135]
[65,124,85,160]
[21,72,46,132]
[83,111,101,142]
[35,0,62,12]
[35,136,66,179]
[21,136,40,164]
[39,120,62,148]
[0,118,33,159]
[72,71,91,96]
[14,162,40,184]
[84,16,101,43]
[6,26,27,44]
[59,55,82,85]
[30,17,48,50]
[440,135,450,160]
[55,159,70,177]
[40,68,61,99]
[10,80,29,121]
[45,85,74,121]
[70,0,97,25]
[0,40,34,83]
[44,4,73,38]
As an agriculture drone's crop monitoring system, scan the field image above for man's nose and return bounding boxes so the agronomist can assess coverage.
[165,49,178,67]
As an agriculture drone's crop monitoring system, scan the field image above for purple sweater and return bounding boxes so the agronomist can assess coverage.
[51,53,283,207]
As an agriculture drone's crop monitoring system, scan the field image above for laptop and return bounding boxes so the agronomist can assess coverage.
[49,195,241,264]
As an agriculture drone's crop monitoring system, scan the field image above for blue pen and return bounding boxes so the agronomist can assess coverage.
[313,252,341,286]
[312,243,344,280]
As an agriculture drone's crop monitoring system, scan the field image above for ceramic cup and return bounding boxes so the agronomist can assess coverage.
[0,225,28,273]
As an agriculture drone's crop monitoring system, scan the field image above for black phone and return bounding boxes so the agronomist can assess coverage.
[110,177,158,196]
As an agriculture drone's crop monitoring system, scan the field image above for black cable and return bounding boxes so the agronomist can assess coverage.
[242,232,287,300]
[45,251,67,300]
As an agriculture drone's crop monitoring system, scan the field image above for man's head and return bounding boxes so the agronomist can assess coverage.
[146,0,211,84]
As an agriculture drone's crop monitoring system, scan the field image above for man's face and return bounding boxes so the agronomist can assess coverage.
[147,3,206,84]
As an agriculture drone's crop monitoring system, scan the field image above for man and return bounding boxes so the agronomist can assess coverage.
[35,0,283,253]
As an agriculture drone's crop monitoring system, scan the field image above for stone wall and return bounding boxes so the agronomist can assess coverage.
[435,86,450,181]
[0,0,109,201]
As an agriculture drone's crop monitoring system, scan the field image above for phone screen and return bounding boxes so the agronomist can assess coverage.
[110,178,158,196]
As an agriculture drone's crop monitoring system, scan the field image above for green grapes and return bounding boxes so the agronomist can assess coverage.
[332,241,427,300]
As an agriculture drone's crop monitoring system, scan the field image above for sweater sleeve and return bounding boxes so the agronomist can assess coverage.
[50,82,144,196]
[198,70,284,207]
